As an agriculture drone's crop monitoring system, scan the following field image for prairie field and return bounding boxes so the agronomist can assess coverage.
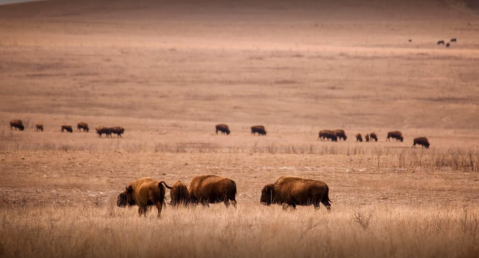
[1,0,479,257]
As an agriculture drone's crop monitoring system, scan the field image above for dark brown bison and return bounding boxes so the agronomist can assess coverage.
[215,124,230,135]
[251,125,267,135]
[117,177,171,217]
[365,134,370,142]
[370,132,378,142]
[96,126,112,137]
[356,133,363,142]
[260,176,331,211]
[446,43,450,47]
[437,40,445,45]
[333,129,347,141]
[413,137,430,149]
[9,120,24,131]
[36,123,43,132]
[318,130,337,142]
[61,125,73,133]
[165,180,190,207]
[188,175,237,208]
[386,131,403,142]
[110,126,125,137]
[451,38,457,42]
[77,122,89,132]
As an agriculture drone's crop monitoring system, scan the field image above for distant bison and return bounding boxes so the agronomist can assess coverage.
[61,125,73,133]
[437,40,445,45]
[260,176,331,211]
[9,120,24,131]
[369,132,378,142]
[188,175,237,208]
[333,129,347,141]
[251,125,267,136]
[96,126,112,137]
[386,131,403,142]
[110,126,125,137]
[356,133,363,142]
[215,124,230,135]
[36,123,43,132]
[365,134,370,142]
[165,180,190,207]
[451,38,457,42]
[77,122,89,132]
[413,137,430,149]
[318,130,337,142]
[446,43,450,47]
[117,177,171,217]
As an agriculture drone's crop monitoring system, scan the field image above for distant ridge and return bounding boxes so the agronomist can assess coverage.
[447,0,479,16]
[0,0,44,6]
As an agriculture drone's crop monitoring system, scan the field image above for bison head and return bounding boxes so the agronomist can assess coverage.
[260,184,274,205]
[424,142,430,148]
[117,185,135,207]
[18,124,25,131]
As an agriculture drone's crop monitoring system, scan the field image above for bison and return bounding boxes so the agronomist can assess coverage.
[437,40,445,45]
[110,126,125,137]
[318,130,337,142]
[356,133,363,142]
[117,177,171,217]
[260,176,331,211]
[413,137,430,149]
[9,120,24,131]
[96,126,112,137]
[386,131,403,142]
[446,43,450,47]
[451,38,457,42]
[369,132,378,142]
[215,124,230,135]
[251,125,267,136]
[165,180,190,207]
[188,175,237,208]
[77,122,89,132]
[61,125,73,133]
[333,129,347,141]
[36,123,43,132]
[365,134,370,142]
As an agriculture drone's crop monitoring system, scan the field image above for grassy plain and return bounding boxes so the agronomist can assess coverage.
[1,0,479,257]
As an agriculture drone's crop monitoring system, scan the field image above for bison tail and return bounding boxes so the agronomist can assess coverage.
[159,181,173,189]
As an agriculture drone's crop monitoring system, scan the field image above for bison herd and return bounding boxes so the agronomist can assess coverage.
[9,120,125,138]
[118,175,331,217]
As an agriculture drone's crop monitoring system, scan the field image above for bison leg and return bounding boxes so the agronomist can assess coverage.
[201,199,210,207]
[155,202,163,218]
[224,199,230,208]
[138,206,148,217]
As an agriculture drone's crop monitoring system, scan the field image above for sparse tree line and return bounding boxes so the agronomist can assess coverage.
[117,175,331,217]
[9,120,125,138]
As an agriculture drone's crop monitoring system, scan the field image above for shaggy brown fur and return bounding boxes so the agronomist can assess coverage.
[96,126,112,137]
[333,129,347,141]
[413,137,430,149]
[370,132,378,142]
[35,123,43,132]
[110,126,125,137]
[166,180,189,206]
[77,122,89,132]
[9,119,24,131]
[251,125,267,135]
[61,125,73,133]
[318,130,337,142]
[260,176,331,211]
[215,124,230,135]
[386,131,403,142]
[356,133,363,142]
[188,175,237,208]
[117,177,171,217]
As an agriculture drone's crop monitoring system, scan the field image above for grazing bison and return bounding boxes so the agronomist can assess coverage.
[370,132,378,142]
[365,134,370,142]
[36,123,43,132]
[165,180,190,207]
[451,38,457,42]
[215,124,230,135]
[96,127,112,137]
[61,125,73,133]
[413,137,430,149]
[77,122,89,132]
[446,43,450,47]
[356,133,363,142]
[260,176,331,211]
[318,130,337,142]
[386,131,403,142]
[437,40,445,45]
[110,126,125,137]
[117,177,171,217]
[9,120,24,131]
[333,129,347,141]
[251,125,267,136]
[188,175,237,208]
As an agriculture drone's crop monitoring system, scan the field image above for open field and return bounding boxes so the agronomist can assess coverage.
[1,0,479,257]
